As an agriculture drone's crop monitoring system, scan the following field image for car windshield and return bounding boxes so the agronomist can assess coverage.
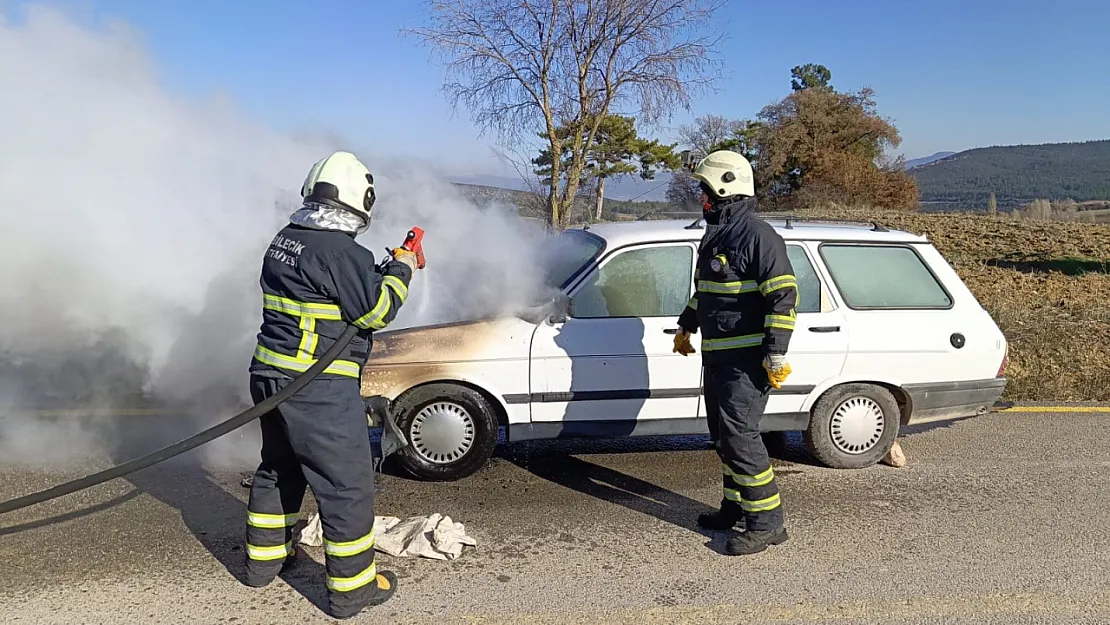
[538,229,605,290]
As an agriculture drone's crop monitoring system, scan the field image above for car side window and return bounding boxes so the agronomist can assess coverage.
[570,244,694,319]
[819,244,953,309]
[785,244,821,314]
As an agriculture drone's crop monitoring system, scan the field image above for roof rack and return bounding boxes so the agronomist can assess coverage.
[681,213,889,232]
[759,213,889,232]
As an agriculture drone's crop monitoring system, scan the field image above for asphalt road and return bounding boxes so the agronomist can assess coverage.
[1,406,1109,624]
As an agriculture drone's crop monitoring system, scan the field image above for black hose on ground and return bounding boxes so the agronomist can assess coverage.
[0,324,359,516]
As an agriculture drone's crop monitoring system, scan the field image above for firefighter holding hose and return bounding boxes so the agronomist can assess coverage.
[243,151,420,618]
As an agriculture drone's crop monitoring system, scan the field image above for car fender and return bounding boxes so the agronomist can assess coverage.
[798,373,912,414]
[362,361,526,425]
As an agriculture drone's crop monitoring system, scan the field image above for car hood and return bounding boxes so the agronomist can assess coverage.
[366,317,538,366]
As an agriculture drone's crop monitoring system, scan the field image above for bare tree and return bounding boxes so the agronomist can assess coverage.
[677,114,746,157]
[405,0,727,228]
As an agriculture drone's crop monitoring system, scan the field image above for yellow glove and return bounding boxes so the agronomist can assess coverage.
[673,329,695,356]
[391,247,418,272]
[762,353,792,388]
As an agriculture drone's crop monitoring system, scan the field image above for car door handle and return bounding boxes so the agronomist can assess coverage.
[808,326,840,333]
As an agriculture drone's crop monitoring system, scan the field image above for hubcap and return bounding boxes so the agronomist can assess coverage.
[409,401,475,464]
[829,396,885,454]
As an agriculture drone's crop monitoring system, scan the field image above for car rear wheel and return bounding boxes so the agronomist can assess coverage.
[393,383,499,481]
[804,383,899,469]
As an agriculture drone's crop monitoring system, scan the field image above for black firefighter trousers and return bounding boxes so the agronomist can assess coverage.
[244,374,379,617]
[704,359,785,532]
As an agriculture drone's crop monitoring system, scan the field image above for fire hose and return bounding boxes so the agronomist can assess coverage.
[0,324,358,516]
[0,226,426,517]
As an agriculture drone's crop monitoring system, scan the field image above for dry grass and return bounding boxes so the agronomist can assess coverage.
[787,204,1110,401]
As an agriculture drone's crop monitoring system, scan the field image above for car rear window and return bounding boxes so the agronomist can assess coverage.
[819,244,953,309]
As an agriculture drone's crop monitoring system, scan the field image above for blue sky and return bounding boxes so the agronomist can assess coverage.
[10,0,1110,177]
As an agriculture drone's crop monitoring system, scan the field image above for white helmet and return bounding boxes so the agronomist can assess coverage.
[691,149,755,200]
[300,151,377,223]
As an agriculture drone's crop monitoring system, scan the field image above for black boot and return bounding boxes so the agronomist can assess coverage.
[330,570,398,619]
[697,509,742,530]
[725,527,789,555]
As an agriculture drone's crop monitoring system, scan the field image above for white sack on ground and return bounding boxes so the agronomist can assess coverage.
[297,512,476,560]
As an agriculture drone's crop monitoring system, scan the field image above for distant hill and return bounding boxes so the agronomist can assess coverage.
[449,172,671,201]
[904,151,955,169]
[452,182,676,223]
[909,139,1110,209]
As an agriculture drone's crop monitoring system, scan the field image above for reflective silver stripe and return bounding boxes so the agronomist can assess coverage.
[697,279,759,295]
[262,294,343,319]
[246,541,292,561]
[724,465,775,487]
[740,493,782,512]
[247,511,299,529]
[354,275,408,330]
[324,529,376,558]
[253,344,361,378]
[701,334,763,352]
[759,275,797,295]
[722,490,781,512]
[327,562,378,593]
[764,314,795,330]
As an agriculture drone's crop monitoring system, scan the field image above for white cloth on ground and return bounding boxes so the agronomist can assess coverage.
[297,512,476,560]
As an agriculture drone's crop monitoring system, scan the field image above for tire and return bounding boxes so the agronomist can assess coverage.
[392,383,499,481]
[803,383,900,469]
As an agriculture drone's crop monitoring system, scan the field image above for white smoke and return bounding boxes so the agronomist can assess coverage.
[0,5,548,469]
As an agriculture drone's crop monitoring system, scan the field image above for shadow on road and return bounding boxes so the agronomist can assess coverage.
[507,450,737,553]
[102,414,334,615]
[0,490,141,537]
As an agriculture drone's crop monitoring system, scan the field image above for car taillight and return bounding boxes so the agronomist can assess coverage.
[997,343,1009,377]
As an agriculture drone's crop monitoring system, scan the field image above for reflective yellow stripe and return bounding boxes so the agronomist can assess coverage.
[354,276,408,330]
[262,294,343,319]
[253,344,361,378]
[686,295,698,311]
[246,541,293,561]
[383,275,408,301]
[247,511,299,529]
[723,490,782,513]
[764,314,795,330]
[697,279,760,295]
[724,465,775,488]
[701,333,763,352]
[325,529,376,558]
[759,275,797,295]
[327,562,378,593]
[297,316,318,359]
[740,493,782,512]
[260,293,348,374]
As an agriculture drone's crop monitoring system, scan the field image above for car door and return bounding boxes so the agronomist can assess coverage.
[529,241,704,425]
[695,241,850,421]
[815,241,981,384]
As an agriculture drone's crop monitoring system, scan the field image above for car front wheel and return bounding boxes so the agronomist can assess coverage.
[392,383,499,481]
[803,383,900,469]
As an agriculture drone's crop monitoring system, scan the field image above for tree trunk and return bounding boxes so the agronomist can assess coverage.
[594,177,606,222]
[547,190,560,230]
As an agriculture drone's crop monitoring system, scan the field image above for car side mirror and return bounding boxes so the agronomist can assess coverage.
[548,293,570,324]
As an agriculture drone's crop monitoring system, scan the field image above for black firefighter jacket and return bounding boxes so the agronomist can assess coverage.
[677,197,798,366]
[249,224,413,382]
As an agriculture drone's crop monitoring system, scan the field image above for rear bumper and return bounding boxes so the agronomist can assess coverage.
[902,377,1007,425]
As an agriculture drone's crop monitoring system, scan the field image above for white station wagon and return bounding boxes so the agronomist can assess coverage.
[362,216,1009,481]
